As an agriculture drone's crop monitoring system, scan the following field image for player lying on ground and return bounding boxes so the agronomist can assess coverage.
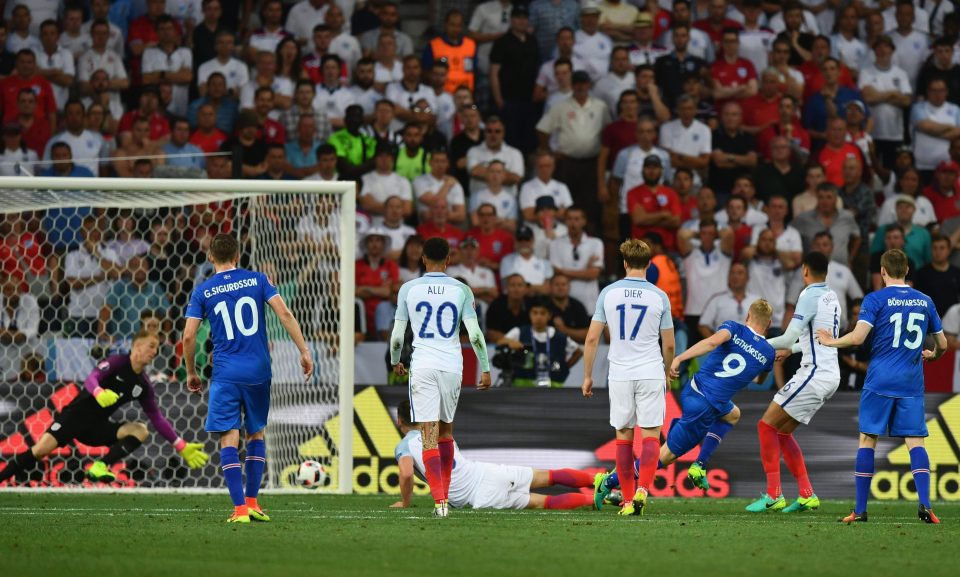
[595,300,775,509]
[391,237,492,518]
[0,331,208,485]
[583,238,675,516]
[817,248,948,524]
[391,401,595,510]
[183,234,313,524]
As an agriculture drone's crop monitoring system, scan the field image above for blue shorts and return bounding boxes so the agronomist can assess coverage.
[858,390,928,438]
[665,382,735,457]
[205,380,271,435]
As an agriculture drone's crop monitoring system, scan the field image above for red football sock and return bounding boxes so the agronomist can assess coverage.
[616,439,636,503]
[438,438,455,500]
[245,497,260,510]
[544,493,594,510]
[636,437,660,493]
[422,448,445,503]
[778,432,813,498]
[548,468,594,488]
[757,421,781,498]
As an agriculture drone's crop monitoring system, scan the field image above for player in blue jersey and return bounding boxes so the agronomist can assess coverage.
[183,234,313,524]
[593,300,775,508]
[818,249,948,524]
[390,237,492,518]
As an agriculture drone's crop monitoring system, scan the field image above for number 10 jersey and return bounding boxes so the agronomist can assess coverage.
[395,272,478,374]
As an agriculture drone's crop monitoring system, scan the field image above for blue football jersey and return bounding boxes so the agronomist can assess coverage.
[858,285,943,397]
[695,321,776,408]
[185,268,279,385]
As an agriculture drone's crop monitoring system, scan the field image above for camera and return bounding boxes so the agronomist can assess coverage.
[492,344,529,387]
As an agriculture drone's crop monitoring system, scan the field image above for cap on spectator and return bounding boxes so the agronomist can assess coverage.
[643,155,663,167]
[237,110,260,129]
[634,12,653,27]
[572,70,592,85]
[844,100,866,113]
[873,35,895,51]
[510,5,529,18]
[534,195,558,212]
[516,226,534,241]
[581,1,601,14]
[894,194,916,207]
[375,142,396,157]
[1,121,20,135]
[461,236,479,248]
[362,226,391,247]
[937,160,960,173]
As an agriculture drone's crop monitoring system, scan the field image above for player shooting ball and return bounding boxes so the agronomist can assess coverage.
[0,330,209,485]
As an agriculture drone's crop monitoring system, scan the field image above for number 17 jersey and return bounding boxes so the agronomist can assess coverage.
[593,277,672,381]
[395,272,477,374]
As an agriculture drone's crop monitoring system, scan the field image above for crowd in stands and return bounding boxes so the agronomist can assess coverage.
[2,0,960,388]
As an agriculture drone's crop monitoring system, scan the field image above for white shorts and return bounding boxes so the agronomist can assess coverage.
[471,464,534,510]
[409,368,462,423]
[608,378,666,430]
[774,367,839,425]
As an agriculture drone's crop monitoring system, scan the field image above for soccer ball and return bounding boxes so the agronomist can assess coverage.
[297,460,327,489]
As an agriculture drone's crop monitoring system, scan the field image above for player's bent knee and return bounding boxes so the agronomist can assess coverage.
[33,433,60,458]
[723,406,741,425]
[859,432,879,448]
[120,422,150,441]
[904,437,925,449]
[246,430,265,443]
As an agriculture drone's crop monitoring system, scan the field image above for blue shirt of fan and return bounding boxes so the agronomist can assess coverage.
[858,285,943,398]
[185,268,279,385]
[695,321,775,409]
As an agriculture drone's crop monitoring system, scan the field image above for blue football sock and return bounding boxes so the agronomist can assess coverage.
[245,439,266,500]
[220,447,246,507]
[696,421,734,466]
[854,448,875,514]
[605,470,619,490]
[909,447,931,508]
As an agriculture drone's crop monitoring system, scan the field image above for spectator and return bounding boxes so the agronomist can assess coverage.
[257,143,296,180]
[275,36,304,86]
[626,155,681,252]
[635,64,672,123]
[878,166,938,227]
[914,234,960,316]
[496,297,583,388]
[0,271,40,382]
[326,5,361,74]
[248,87,285,144]
[119,88,172,148]
[839,155,877,239]
[626,13,668,68]
[527,0,579,61]
[798,35,857,102]
[189,103,228,155]
[642,230,685,341]
[768,37,805,101]
[485,272,532,342]
[362,99,401,146]
[41,142,96,178]
[191,0,223,80]
[304,143,340,182]
[533,28,586,103]
[889,1,930,87]
[660,94,712,183]
[709,102,758,200]
[500,226,554,295]
[64,215,120,338]
[757,95,811,163]
[187,72,239,133]
[247,1,291,59]
[466,115,524,195]
[681,185,717,231]
[228,110,267,178]
[60,6,88,60]
[549,207,604,309]
[742,69,785,136]
[198,30,248,96]
[417,197,466,253]
[394,123,430,182]
[81,0,124,56]
[372,32,403,90]
[141,15,192,118]
[743,228,791,328]
[655,22,710,110]
[468,201,516,271]
[910,77,960,178]
[717,176,768,226]
[447,236,499,304]
[427,60,457,141]
[803,58,865,142]
[449,103,482,190]
[329,105,376,180]
[385,55,436,125]
[312,55,353,128]
[13,89,51,158]
[98,255,170,342]
[922,160,960,223]
[678,219,733,340]
[710,27,757,110]
[750,193,803,309]
[597,90,640,212]
[860,35,913,166]
[1,50,56,129]
[396,235,425,283]
[35,20,74,111]
[113,117,165,177]
[489,7,541,154]
[285,0,335,47]
[301,25,337,84]
[869,224,920,291]
[468,0,513,110]
[752,136,805,201]
[359,2,414,57]
[527,196,569,260]
[127,0,169,86]
[0,121,36,176]
[610,117,671,233]
[566,4,610,79]
[808,231,863,327]
[818,117,864,187]
[712,196,754,260]
[77,20,128,121]
[359,143,413,221]
[163,117,205,171]
[413,149,466,224]
[871,196,933,268]
[541,58,574,112]
[355,227,400,338]
[698,261,760,339]
[378,195,416,262]
[517,152,573,224]
[241,50,293,113]
[5,5,40,54]
[598,0,639,45]
[793,183,861,267]
[916,37,960,109]
[284,113,323,177]
[422,10,476,95]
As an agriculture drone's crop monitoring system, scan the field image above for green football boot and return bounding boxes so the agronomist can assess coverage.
[687,462,709,491]
[248,507,271,522]
[593,470,612,510]
[782,494,820,513]
[745,493,786,512]
[85,461,116,483]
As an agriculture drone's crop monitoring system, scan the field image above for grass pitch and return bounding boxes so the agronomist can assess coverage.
[1,493,956,577]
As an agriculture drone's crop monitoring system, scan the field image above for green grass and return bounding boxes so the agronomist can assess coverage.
[1,494,956,577]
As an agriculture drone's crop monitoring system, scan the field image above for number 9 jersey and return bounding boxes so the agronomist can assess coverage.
[395,272,478,374]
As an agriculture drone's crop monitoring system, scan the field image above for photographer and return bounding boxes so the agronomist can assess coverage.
[496,298,582,388]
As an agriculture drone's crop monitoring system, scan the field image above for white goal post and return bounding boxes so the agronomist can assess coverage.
[0,177,355,494]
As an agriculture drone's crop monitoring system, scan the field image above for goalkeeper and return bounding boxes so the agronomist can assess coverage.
[0,330,208,484]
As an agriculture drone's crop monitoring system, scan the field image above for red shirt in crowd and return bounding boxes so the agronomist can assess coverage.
[924,185,960,222]
[355,256,399,331]
[710,57,757,110]
[693,18,743,47]
[756,121,811,160]
[417,222,465,249]
[0,76,57,123]
[468,227,514,268]
[678,193,698,223]
[259,119,286,145]
[741,92,781,131]
[302,54,349,85]
[118,109,172,141]
[21,118,52,157]
[0,230,46,279]
[601,119,638,169]
[729,222,752,262]
[818,143,862,187]
[652,10,672,41]
[626,183,681,251]
[799,61,855,102]
[190,128,229,154]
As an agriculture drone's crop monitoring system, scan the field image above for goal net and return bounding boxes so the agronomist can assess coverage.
[0,177,355,493]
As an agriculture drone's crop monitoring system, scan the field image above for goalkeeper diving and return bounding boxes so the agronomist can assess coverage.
[0,330,208,484]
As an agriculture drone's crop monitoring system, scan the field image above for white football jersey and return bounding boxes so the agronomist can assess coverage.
[395,430,483,509]
[593,277,672,381]
[790,282,842,378]
[395,272,477,374]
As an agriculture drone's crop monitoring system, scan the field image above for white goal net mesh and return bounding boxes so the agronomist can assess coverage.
[0,177,354,492]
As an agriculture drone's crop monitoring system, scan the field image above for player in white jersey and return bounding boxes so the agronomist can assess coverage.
[390,237,492,518]
[582,239,675,516]
[747,251,841,513]
[392,401,595,511]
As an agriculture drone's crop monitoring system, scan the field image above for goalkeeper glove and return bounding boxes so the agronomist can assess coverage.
[93,387,120,408]
[177,442,209,469]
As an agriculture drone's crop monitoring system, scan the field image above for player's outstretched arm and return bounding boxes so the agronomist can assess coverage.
[390,455,415,508]
[464,317,492,389]
[817,321,872,349]
[669,328,732,379]
[267,295,314,379]
[140,385,209,469]
[182,317,203,393]
[389,319,408,375]
[581,320,605,398]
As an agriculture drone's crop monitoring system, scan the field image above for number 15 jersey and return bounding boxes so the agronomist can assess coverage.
[395,272,477,374]
[593,277,672,381]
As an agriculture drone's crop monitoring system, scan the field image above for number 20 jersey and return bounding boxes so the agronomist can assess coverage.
[858,285,942,397]
[185,268,278,385]
[395,272,477,374]
[592,278,672,381]
[695,321,775,408]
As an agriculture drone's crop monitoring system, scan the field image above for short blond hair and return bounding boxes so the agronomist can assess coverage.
[748,299,773,327]
[620,238,651,270]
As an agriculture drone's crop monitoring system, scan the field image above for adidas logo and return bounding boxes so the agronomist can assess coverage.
[872,397,960,501]
[286,387,428,496]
